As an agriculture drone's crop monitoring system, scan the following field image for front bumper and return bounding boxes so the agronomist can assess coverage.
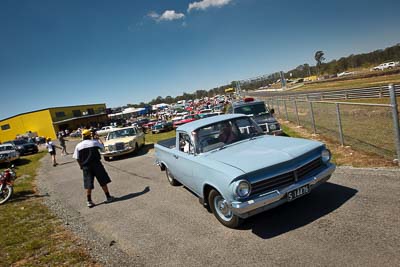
[101,146,134,157]
[230,163,336,218]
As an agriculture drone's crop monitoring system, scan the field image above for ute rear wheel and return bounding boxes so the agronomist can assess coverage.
[208,189,243,228]
[165,167,180,186]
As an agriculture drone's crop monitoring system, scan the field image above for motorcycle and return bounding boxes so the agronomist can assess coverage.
[0,165,17,204]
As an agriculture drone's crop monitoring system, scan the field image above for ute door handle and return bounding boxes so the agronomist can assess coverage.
[173,154,179,159]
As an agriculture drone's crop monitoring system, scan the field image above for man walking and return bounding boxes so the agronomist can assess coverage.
[45,137,60,167]
[72,129,114,208]
[58,133,68,156]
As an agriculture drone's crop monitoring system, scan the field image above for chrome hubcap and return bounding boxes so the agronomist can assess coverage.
[166,169,172,181]
[214,195,232,221]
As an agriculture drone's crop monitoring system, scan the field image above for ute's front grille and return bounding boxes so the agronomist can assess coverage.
[250,157,323,197]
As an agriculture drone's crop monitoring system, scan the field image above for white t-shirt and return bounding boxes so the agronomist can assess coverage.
[46,141,54,152]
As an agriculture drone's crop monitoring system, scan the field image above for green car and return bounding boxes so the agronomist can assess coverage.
[152,121,173,134]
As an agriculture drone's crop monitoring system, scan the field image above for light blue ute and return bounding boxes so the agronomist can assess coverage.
[155,114,335,228]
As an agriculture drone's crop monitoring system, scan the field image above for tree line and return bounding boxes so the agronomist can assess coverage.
[128,43,400,107]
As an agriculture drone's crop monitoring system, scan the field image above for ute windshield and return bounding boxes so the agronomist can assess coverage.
[194,117,263,154]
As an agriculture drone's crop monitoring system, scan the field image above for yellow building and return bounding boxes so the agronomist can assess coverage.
[0,104,108,142]
[304,75,318,82]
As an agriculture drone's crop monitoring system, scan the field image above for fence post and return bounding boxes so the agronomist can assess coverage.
[284,100,289,121]
[294,100,300,125]
[336,103,344,146]
[309,101,317,134]
[276,99,280,115]
[389,84,400,165]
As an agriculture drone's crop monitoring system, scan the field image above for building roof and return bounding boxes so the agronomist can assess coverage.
[0,103,106,122]
[52,113,107,125]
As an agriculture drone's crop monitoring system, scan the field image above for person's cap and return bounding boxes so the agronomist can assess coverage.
[82,129,92,137]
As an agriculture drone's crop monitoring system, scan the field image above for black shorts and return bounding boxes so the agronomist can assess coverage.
[49,151,56,156]
[82,162,111,189]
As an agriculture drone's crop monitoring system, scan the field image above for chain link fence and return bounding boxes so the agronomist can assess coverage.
[256,85,400,162]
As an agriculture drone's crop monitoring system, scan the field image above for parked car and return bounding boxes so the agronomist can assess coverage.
[142,119,159,133]
[173,114,200,128]
[69,130,82,138]
[151,121,174,134]
[101,126,145,161]
[155,114,335,228]
[0,144,20,164]
[371,61,400,71]
[198,112,219,119]
[96,125,117,136]
[135,118,150,127]
[226,98,282,135]
[4,139,38,155]
[337,71,354,77]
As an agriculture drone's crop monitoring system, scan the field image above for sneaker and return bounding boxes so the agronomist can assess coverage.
[105,196,115,203]
[87,200,95,208]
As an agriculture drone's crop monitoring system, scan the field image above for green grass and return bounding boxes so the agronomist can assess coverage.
[279,100,396,159]
[0,152,97,267]
[145,130,176,145]
[292,73,400,92]
[281,125,303,139]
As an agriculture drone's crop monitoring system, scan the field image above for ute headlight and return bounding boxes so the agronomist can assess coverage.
[234,180,251,198]
[321,149,331,163]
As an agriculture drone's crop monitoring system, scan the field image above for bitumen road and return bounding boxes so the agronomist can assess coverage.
[37,140,400,266]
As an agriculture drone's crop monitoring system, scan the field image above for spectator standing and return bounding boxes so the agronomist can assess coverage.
[45,138,60,167]
[72,129,114,208]
[58,133,68,156]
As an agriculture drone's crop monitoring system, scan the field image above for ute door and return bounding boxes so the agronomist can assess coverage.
[172,132,197,193]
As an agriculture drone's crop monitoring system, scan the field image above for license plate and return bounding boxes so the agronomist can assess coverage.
[287,184,310,202]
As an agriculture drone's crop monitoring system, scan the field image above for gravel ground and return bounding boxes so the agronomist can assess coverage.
[36,140,400,266]
[37,141,141,266]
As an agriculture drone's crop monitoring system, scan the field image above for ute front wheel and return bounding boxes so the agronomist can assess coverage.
[0,185,13,205]
[208,189,243,228]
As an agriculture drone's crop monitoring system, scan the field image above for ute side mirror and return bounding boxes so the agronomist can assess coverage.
[270,108,275,115]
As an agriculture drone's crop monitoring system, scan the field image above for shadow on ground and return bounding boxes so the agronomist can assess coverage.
[57,160,76,166]
[94,186,150,207]
[7,190,49,203]
[0,158,32,169]
[240,182,357,239]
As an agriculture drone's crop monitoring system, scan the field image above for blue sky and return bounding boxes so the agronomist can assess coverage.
[1,0,399,119]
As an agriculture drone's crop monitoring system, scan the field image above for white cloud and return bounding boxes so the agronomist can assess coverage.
[147,11,160,19]
[188,0,232,12]
[148,10,185,22]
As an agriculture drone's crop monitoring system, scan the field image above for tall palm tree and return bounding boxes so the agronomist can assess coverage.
[314,50,325,75]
